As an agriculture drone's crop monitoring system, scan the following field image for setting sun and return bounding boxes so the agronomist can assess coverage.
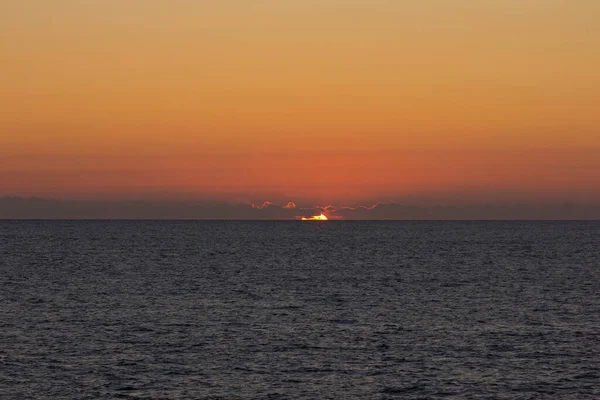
[301,214,328,221]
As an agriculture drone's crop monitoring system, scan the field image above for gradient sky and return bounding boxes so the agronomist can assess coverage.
[1,1,599,206]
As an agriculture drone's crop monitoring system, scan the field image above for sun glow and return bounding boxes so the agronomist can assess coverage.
[301,214,328,221]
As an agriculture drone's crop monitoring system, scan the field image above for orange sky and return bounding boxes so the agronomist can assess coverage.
[1,1,599,204]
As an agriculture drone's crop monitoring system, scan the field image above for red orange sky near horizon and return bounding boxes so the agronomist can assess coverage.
[1,1,599,205]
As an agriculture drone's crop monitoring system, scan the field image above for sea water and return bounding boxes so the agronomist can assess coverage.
[1,221,599,399]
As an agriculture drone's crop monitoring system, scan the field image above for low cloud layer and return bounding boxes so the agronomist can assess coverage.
[1,197,599,220]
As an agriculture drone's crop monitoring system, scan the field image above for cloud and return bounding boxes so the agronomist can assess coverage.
[251,201,274,209]
[1,197,599,220]
[324,202,600,220]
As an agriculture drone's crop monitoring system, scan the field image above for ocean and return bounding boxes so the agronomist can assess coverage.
[1,221,599,399]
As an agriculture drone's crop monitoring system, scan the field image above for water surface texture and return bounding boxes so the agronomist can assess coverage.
[1,221,599,399]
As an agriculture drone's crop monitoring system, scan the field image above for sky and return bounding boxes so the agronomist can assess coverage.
[1,1,599,218]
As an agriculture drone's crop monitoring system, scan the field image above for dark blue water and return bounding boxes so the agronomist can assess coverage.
[1,221,599,399]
